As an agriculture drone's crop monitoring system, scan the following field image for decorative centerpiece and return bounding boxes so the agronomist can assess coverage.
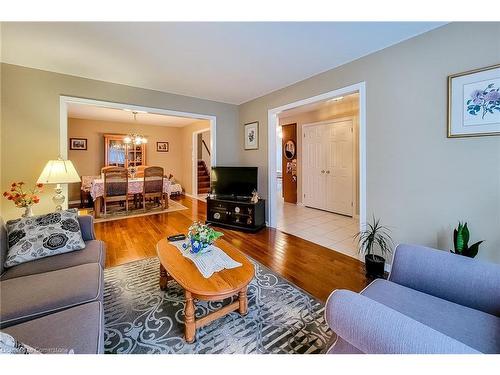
[3,181,43,217]
[183,221,223,254]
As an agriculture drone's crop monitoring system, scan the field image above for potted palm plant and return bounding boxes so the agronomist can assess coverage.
[354,215,394,278]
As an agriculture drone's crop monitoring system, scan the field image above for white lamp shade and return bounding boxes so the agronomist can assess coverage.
[37,159,81,184]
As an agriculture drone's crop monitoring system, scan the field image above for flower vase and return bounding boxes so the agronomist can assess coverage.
[183,236,211,254]
[22,205,34,218]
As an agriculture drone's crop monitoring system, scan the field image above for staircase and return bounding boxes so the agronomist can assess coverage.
[197,160,210,194]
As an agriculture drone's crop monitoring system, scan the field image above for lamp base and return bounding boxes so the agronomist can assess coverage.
[52,184,65,211]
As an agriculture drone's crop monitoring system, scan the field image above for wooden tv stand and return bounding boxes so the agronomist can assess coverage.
[205,196,266,232]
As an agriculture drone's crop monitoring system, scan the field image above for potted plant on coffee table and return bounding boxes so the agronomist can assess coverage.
[183,221,224,254]
[354,215,394,278]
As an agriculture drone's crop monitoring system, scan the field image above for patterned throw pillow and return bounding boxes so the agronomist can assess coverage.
[0,332,41,354]
[4,209,85,268]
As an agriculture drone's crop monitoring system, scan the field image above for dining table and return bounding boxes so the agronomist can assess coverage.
[89,177,171,218]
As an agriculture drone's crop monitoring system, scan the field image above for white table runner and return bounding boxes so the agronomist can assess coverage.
[170,240,242,278]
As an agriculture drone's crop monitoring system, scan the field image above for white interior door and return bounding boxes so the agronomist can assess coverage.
[302,124,325,209]
[325,120,353,215]
[302,120,354,216]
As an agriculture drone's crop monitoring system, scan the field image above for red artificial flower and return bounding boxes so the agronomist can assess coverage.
[3,191,8,197]
[11,182,17,187]
[7,196,13,200]
[36,183,43,188]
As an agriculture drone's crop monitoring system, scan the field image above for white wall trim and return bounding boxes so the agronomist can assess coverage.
[267,82,367,262]
[192,127,211,196]
[59,96,217,210]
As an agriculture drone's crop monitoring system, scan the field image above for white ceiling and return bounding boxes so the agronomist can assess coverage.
[1,22,445,104]
[67,103,199,127]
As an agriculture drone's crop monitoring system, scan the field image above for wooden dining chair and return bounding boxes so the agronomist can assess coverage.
[80,175,100,208]
[135,165,149,178]
[103,167,129,216]
[142,166,167,210]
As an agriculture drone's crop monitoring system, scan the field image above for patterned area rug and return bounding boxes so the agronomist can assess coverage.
[104,257,333,354]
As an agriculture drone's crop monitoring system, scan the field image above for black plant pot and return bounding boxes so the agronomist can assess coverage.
[365,254,385,278]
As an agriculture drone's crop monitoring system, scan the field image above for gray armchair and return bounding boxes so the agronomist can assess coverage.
[325,244,500,354]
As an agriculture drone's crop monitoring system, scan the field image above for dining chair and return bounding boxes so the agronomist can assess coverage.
[103,167,129,216]
[142,166,166,210]
[135,165,149,178]
[80,175,100,208]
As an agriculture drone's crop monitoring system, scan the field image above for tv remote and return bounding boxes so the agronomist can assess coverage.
[167,234,186,242]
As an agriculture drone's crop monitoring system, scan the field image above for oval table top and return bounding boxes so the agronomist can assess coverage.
[156,238,255,298]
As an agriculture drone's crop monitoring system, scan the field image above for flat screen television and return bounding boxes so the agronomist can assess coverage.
[210,167,258,198]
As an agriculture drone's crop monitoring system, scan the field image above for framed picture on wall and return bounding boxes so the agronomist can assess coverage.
[156,142,169,152]
[244,121,259,150]
[448,64,500,138]
[69,138,87,150]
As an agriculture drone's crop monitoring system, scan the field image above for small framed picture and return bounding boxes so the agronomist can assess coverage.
[156,142,169,152]
[244,121,259,150]
[69,138,87,150]
[448,64,500,138]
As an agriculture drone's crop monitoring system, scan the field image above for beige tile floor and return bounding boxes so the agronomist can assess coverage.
[276,196,360,259]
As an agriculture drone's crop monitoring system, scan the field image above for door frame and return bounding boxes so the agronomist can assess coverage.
[267,82,366,232]
[192,127,211,197]
[301,117,356,217]
[59,95,216,208]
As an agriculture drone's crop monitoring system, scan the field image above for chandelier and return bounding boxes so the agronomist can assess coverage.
[124,111,148,145]
[124,133,148,145]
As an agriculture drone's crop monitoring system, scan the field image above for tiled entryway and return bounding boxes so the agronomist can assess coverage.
[276,197,360,259]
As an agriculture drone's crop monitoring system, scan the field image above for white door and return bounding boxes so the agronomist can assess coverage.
[302,124,326,209]
[302,120,354,216]
[325,121,353,215]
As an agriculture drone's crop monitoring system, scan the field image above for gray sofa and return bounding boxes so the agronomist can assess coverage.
[0,215,105,354]
[325,244,500,354]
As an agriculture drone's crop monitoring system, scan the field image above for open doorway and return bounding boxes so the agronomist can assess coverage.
[192,127,211,201]
[59,96,216,217]
[268,83,366,260]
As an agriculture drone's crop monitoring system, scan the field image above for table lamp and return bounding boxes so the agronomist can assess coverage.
[37,157,81,211]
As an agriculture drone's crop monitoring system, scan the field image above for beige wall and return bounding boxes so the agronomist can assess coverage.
[1,63,239,219]
[278,95,360,213]
[68,118,206,201]
[180,120,211,195]
[239,23,500,264]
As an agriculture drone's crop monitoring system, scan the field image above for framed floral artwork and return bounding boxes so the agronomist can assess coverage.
[244,122,259,150]
[448,64,500,138]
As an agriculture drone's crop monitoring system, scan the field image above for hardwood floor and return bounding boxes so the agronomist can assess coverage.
[93,195,368,301]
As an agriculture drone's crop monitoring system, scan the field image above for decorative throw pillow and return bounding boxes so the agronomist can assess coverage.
[4,209,85,268]
[0,332,41,354]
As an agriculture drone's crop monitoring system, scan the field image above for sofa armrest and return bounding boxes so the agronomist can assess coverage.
[78,215,96,241]
[325,290,480,354]
[389,244,500,316]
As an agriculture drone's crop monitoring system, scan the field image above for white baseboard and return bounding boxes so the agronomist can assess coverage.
[185,193,206,202]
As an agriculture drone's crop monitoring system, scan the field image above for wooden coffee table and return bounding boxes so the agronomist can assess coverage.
[156,239,254,343]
